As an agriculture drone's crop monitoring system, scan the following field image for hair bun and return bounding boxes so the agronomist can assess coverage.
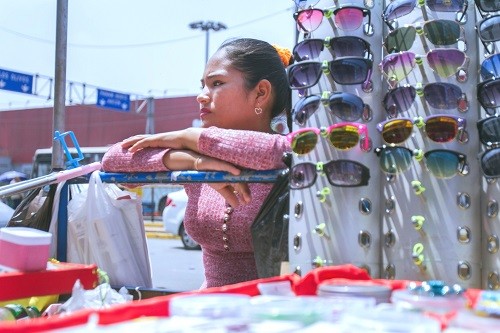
[272,44,293,67]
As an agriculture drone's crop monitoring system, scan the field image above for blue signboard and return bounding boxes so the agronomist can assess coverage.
[96,89,130,112]
[0,68,33,95]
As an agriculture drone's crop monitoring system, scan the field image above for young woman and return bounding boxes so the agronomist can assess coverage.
[102,38,292,288]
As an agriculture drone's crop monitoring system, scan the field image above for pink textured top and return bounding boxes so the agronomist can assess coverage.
[101,127,291,288]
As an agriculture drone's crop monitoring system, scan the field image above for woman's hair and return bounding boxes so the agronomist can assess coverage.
[217,38,293,132]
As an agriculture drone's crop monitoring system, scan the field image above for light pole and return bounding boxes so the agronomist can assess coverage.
[189,21,227,63]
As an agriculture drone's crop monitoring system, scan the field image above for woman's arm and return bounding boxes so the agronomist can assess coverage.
[198,127,291,170]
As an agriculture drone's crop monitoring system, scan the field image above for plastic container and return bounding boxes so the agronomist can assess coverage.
[0,227,51,271]
[169,293,251,319]
[318,281,392,304]
[391,289,467,313]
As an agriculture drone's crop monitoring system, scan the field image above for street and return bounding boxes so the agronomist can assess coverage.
[147,237,204,292]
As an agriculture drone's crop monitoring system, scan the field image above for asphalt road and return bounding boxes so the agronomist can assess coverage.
[147,237,204,292]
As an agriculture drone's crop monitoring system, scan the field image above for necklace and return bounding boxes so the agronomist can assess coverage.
[222,204,233,251]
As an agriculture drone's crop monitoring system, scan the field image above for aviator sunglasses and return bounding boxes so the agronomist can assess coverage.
[287,58,373,89]
[477,78,500,115]
[286,122,370,154]
[379,49,468,83]
[293,5,372,33]
[293,36,371,61]
[383,19,465,54]
[383,82,468,117]
[376,115,466,144]
[476,15,500,55]
[290,159,370,189]
[293,91,370,125]
[477,115,500,146]
[374,146,469,179]
[383,0,468,30]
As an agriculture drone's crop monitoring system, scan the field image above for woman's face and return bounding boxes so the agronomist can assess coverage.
[197,49,265,130]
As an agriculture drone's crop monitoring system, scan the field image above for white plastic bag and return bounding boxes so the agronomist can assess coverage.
[67,171,152,287]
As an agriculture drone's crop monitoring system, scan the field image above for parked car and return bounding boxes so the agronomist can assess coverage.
[162,188,200,250]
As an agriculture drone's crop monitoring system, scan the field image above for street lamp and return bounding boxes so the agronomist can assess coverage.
[189,21,227,63]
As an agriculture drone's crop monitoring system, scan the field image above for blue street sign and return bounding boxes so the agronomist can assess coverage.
[0,68,33,95]
[96,88,130,112]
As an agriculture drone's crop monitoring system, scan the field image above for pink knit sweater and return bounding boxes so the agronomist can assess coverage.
[101,127,291,288]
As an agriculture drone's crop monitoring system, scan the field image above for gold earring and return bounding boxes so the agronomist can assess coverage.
[254,107,263,115]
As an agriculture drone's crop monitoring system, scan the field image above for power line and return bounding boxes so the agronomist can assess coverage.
[0,7,293,49]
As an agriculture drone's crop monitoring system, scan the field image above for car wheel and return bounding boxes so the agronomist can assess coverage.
[179,222,201,250]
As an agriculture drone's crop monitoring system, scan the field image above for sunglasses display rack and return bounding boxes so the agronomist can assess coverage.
[287,0,500,290]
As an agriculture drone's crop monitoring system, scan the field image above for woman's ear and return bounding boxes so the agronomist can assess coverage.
[254,79,272,106]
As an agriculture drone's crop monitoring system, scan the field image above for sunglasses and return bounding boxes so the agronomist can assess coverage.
[376,115,466,144]
[293,91,371,125]
[477,78,500,115]
[475,0,500,17]
[293,5,372,33]
[480,53,500,81]
[286,122,369,154]
[383,82,468,117]
[383,19,465,54]
[476,15,500,55]
[374,146,469,179]
[287,58,373,89]
[477,115,500,146]
[293,36,371,62]
[290,159,370,189]
[480,147,500,178]
[379,49,468,84]
[383,0,468,30]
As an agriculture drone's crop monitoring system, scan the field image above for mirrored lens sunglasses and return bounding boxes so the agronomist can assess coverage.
[286,122,369,155]
[293,91,371,125]
[290,159,370,189]
[476,15,500,55]
[480,147,500,178]
[383,19,465,54]
[383,82,468,117]
[383,0,468,29]
[376,115,466,144]
[293,6,372,33]
[293,36,371,61]
[477,115,500,146]
[287,58,373,89]
[477,78,500,115]
[374,146,468,178]
[379,49,468,84]
[480,53,500,81]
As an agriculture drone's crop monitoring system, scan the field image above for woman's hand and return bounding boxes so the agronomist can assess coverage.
[209,183,251,207]
[121,128,203,152]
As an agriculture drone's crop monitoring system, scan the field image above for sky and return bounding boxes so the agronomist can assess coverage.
[0,0,296,111]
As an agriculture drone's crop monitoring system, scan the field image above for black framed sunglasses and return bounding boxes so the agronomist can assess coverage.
[383,19,466,54]
[477,78,500,115]
[480,147,500,178]
[481,53,500,81]
[475,0,500,18]
[290,159,370,189]
[293,36,371,61]
[287,58,373,89]
[476,15,500,55]
[383,82,468,117]
[477,115,500,146]
[374,146,469,179]
[293,91,371,125]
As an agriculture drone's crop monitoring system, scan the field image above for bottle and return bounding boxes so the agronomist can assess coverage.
[3,304,29,320]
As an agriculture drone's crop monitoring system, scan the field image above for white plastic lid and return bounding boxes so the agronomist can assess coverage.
[0,227,52,246]
[391,289,467,312]
[318,284,392,304]
[169,293,251,319]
